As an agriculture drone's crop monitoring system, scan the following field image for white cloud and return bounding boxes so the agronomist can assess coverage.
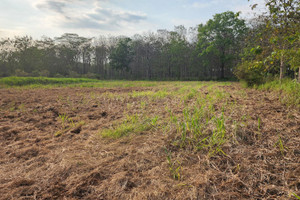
[34,0,147,32]
[0,29,25,39]
[0,0,269,38]
[191,2,210,9]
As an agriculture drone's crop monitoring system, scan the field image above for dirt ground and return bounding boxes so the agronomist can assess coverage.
[0,83,299,200]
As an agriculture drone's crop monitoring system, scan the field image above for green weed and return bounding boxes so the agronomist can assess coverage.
[9,102,16,112]
[58,113,69,129]
[140,101,146,109]
[257,117,261,131]
[100,115,158,138]
[292,193,300,200]
[165,149,181,181]
[275,136,286,156]
[17,104,25,112]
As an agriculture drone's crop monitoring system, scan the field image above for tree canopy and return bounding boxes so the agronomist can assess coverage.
[198,11,248,79]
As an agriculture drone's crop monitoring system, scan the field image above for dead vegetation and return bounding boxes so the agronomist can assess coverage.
[0,82,299,199]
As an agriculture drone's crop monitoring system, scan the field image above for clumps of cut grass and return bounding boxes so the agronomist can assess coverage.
[54,121,85,137]
[100,114,159,139]
[54,113,85,137]
[54,121,84,137]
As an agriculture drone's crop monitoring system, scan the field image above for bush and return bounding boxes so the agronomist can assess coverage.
[234,61,266,86]
[14,69,30,77]
[82,73,99,79]
[67,71,80,78]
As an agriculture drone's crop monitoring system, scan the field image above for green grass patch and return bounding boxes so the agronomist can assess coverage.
[0,76,99,87]
[169,87,234,156]
[256,78,300,108]
[0,77,167,88]
[100,115,159,139]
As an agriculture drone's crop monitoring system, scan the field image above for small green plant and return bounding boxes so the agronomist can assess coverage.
[257,117,261,131]
[183,88,197,104]
[58,113,69,129]
[151,116,159,126]
[9,102,16,112]
[292,193,300,200]
[235,164,240,173]
[275,136,286,156]
[153,90,169,99]
[18,104,25,112]
[165,149,181,181]
[140,101,146,109]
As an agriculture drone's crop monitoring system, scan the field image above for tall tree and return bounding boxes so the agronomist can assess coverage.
[109,38,133,73]
[264,0,300,79]
[197,11,248,79]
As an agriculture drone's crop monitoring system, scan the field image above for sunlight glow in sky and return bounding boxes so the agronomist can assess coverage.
[0,0,265,38]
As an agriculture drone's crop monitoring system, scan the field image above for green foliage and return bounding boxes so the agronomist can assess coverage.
[235,60,266,86]
[109,38,133,72]
[198,11,248,79]
[0,25,237,81]
[237,0,300,83]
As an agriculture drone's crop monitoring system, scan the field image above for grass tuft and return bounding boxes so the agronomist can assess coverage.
[256,78,300,108]
[100,115,158,138]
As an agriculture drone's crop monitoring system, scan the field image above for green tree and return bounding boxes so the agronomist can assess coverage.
[109,38,133,72]
[237,0,300,84]
[197,11,248,79]
[265,0,300,80]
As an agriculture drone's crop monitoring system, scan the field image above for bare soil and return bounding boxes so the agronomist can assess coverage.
[0,84,299,199]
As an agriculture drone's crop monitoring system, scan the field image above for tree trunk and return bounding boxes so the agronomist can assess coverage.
[220,62,225,79]
[279,52,285,80]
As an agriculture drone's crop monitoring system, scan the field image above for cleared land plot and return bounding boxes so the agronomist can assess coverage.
[0,81,299,199]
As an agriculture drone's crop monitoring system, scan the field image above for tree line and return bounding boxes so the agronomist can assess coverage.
[0,0,299,84]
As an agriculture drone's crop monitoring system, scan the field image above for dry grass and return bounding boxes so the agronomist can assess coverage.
[0,82,299,199]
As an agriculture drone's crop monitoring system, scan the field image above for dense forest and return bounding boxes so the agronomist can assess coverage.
[0,0,299,85]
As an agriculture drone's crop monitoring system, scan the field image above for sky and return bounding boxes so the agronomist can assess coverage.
[0,0,265,39]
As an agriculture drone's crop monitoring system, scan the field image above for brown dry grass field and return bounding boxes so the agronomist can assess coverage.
[0,81,299,199]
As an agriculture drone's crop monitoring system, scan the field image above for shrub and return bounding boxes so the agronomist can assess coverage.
[234,60,266,86]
